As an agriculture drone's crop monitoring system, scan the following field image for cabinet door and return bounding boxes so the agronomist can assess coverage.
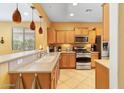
[68,53,76,68]
[56,30,65,43]
[47,28,56,44]
[60,53,68,68]
[60,53,76,69]
[88,31,96,44]
[82,29,89,36]
[51,76,56,89]
[65,30,74,43]
[75,28,82,35]
[96,62,109,89]
[91,53,99,68]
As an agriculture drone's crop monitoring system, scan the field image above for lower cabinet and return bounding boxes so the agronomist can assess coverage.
[91,52,99,68]
[60,53,76,69]
[95,62,109,89]
[9,59,60,89]
[51,61,60,89]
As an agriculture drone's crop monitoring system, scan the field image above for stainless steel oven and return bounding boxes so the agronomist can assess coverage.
[75,47,91,70]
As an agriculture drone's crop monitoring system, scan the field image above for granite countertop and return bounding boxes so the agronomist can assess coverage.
[95,59,109,68]
[0,50,42,64]
[91,51,99,53]
[61,51,76,54]
[9,52,61,73]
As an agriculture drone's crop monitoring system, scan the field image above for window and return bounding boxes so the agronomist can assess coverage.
[12,27,35,51]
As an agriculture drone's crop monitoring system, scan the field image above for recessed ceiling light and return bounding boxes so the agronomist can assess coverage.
[70,13,74,16]
[24,12,29,16]
[73,3,78,6]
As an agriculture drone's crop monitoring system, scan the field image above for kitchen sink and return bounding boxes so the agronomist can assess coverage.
[35,55,55,63]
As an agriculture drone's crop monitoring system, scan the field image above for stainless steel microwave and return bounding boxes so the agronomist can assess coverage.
[75,36,88,43]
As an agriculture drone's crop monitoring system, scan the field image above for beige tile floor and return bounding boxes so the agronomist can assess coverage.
[57,69,95,89]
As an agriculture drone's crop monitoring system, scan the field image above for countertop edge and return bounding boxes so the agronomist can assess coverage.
[0,50,42,64]
[95,59,109,68]
[8,52,61,73]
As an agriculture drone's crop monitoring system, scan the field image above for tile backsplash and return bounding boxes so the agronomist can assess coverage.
[61,44,73,51]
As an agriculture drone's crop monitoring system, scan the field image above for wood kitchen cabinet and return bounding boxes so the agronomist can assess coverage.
[88,30,96,44]
[51,61,60,89]
[102,3,109,42]
[56,30,65,43]
[47,28,56,44]
[65,30,74,43]
[96,62,109,89]
[75,28,89,36]
[56,30,74,44]
[60,53,76,69]
[91,52,99,68]
[75,28,82,35]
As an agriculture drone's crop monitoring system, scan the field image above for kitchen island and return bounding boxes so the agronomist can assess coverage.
[8,52,61,89]
[95,59,109,89]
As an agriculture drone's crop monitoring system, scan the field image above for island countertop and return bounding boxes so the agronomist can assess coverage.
[0,50,42,64]
[95,59,109,68]
[8,52,61,73]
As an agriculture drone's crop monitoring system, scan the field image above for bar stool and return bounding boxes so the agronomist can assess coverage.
[31,73,41,89]
[15,73,25,89]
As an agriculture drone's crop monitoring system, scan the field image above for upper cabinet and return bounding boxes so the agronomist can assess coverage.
[47,27,99,44]
[56,30,74,44]
[56,30,65,43]
[47,28,56,44]
[75,28,89,36]
[103,3,109,42]
[88,30,96,44]
[65,30,74,43]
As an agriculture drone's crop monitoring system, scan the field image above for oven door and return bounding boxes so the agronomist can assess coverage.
[76,57,91,65]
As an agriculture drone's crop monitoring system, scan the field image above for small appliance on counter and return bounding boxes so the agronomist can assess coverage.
[57,46,62,52]
[49,45,55,52]
[91,44,97,51]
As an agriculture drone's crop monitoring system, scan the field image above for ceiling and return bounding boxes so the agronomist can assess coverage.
[41,3,103,22]
[0,3,41,22]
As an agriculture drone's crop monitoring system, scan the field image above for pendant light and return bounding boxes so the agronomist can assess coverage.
[12,3,21,23]
[39,16,43,34]
[30,6,36,30]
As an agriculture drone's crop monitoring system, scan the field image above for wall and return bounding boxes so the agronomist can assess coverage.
[0,22,48,55]
[118,3,124,88]
[109,3,118,89]
[0,62,9,89]
[0,3,50,55]
[51,22,102,35]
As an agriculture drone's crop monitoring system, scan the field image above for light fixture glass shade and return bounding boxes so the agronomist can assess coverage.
[12,4,21,23]
[39,16,43,34]
[39,26,43,34]
[30,6,35,30]
[30,21,35,30]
